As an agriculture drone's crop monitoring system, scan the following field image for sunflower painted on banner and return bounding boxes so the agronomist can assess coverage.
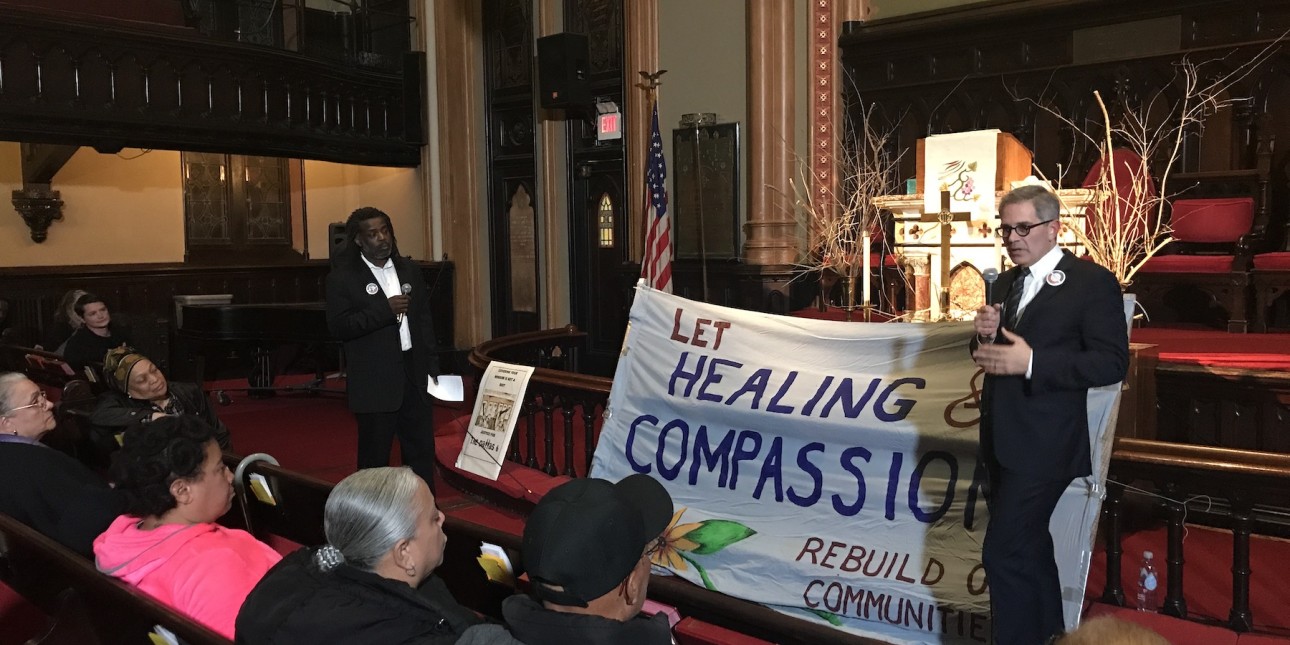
[648,508,756,591]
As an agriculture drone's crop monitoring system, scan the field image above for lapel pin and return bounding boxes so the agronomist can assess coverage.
[1046,270,1065,287]
[365,282,380,295]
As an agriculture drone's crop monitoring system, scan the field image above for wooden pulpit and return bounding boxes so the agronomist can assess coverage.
[873,131,1039,320]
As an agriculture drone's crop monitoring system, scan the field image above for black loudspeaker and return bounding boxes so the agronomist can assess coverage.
[537,33,590,109]
[328,222,348,262]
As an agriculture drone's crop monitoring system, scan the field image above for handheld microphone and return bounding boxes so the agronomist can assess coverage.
[982,268,999,304]
[397,283,412,323]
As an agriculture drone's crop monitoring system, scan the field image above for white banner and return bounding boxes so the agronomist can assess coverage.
[590,286,1120,644]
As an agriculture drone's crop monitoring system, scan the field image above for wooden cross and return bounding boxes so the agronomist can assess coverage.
[920,190,973,317]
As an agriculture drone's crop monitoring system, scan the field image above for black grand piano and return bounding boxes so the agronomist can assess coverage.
[175,301,339,395]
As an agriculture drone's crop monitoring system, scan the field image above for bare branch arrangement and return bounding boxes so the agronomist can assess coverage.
[788,102,905,310]
[1027,43,1280,289]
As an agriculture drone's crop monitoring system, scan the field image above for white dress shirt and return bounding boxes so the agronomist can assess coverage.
[362,255,412,351]
[1015,244,1065,378]
[1015,244,1065,319]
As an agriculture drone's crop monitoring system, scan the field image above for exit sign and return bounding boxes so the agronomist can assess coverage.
[597,111,622,141]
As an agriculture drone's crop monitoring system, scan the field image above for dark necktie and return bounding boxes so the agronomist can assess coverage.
[1004,267,1031,329]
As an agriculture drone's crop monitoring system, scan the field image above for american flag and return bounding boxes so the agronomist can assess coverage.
[639,101,672,292]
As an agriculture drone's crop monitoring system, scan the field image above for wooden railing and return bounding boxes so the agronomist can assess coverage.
[471,326,1290,637]
[1102,438,1290,632]
[469,326,611,478]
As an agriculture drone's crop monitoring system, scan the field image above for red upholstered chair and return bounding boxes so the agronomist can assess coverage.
[1132,196,1255,332]
[1249,128,1290,331]
[1082,148,1157,250]
[1128,133,1277,333]
[1251,250,1290,331]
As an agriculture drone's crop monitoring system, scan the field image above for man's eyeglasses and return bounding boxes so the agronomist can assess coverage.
[994,219,1055,238]
[2,390,48,417]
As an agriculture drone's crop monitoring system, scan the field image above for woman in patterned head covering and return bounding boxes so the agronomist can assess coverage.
[89,346,232,450]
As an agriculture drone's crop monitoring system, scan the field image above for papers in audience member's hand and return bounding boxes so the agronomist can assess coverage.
[477,542,515,586]
[427,374,465,402]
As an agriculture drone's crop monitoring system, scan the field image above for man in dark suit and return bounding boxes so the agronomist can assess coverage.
[326,207,440,490]
[971,185,1129,645]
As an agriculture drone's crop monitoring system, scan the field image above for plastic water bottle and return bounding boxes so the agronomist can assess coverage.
[1136,550,1159,612]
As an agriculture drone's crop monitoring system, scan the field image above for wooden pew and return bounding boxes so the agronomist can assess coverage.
[0,511,229,645]
[0,344,93,389]
[227,456,881,645]
[229,455,517,619]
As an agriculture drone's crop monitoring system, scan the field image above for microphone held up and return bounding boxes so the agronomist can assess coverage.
[981,268,999,305]
[397,283,412,323]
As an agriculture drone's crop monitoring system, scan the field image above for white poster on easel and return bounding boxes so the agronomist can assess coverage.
[455,361,536,480]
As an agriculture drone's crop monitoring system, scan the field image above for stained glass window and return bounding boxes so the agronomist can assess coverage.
[598,193,615,248]
[182,152,295,262]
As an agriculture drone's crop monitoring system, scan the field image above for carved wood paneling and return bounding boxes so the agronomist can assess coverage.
[840,0,1290,204]
[491,107,536,159]
[486,0,533,93]
[0,262,455,372]
[565,0,623,78]
[0,9,423,166]
[563,0,627,376]
[482,0,540,338]
[1155,364,1290,452]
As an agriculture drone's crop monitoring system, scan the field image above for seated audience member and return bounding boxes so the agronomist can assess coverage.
[42,288,87,352]
[62,293,132,372]
[236,467,515,645]
[503,474,675,645]
[1057,616,1170,644]
[90,346,232,450]
[94,415,280,639]
[0,372,124,557]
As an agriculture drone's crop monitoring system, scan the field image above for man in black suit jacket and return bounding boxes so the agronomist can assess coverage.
[971,185,1128,645]
[326,207,440,490]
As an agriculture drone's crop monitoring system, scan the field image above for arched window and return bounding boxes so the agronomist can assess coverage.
[598,193,615,248]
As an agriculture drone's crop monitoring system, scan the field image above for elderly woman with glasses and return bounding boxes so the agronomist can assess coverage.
[90,346,232,451]
[0,372,124,556]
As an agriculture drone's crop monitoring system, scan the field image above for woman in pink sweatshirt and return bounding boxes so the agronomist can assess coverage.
[94,415,281,639]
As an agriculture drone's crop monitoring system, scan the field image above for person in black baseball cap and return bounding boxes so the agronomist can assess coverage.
[501,473,675,644]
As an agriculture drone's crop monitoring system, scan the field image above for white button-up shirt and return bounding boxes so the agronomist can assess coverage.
[1015,244,1065,379]
[1015,244,1065,317]
[362,255,412,351]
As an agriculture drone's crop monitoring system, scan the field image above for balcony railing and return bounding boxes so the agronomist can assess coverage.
[184,0,413,70]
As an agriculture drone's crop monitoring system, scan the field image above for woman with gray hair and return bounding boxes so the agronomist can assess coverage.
[0,372,123,556]
[235,467,519,644]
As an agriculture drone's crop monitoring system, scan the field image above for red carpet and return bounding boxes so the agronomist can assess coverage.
[211,379,525,536]
[1085,522,1290,636]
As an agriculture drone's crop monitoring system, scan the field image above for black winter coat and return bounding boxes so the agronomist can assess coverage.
[235,547,484,645]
